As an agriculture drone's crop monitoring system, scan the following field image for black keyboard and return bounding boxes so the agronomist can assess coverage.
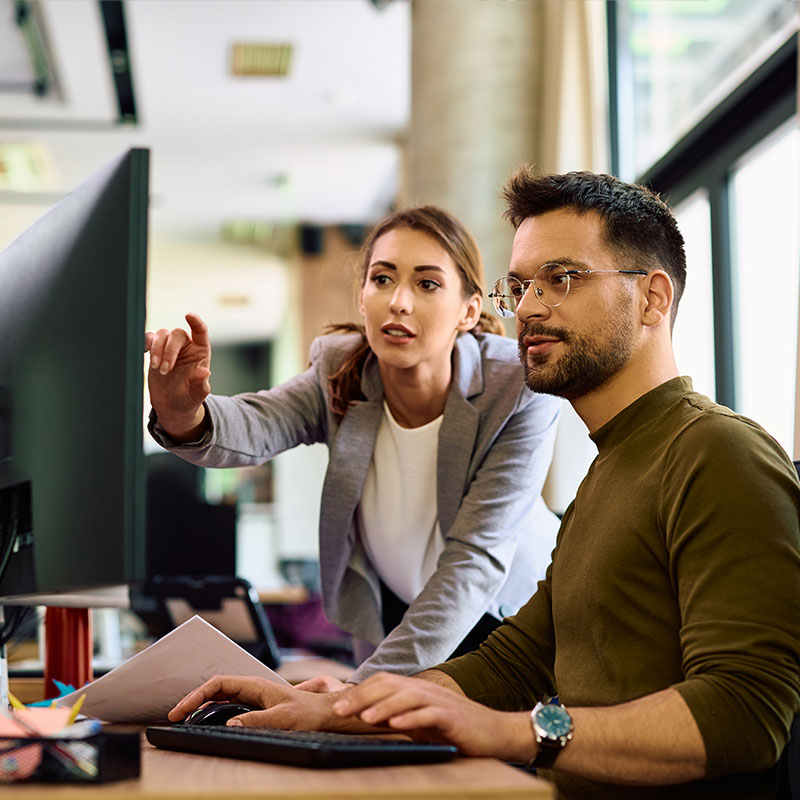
[145,724,459,768]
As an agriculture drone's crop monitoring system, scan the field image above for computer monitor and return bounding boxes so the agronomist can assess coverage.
[0,148,148,600]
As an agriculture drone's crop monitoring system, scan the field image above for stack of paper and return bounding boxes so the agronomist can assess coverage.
[57,616,289,723]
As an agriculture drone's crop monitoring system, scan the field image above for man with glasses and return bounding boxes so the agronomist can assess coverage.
[170,170,800,799]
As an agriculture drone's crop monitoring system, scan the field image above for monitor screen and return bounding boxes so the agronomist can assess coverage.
[0,148,148,598]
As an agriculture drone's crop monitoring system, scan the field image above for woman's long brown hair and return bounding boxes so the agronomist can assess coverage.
[326,206,503,418]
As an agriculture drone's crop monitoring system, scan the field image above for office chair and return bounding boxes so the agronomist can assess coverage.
[777,714,800,800]
[145,575,282,670]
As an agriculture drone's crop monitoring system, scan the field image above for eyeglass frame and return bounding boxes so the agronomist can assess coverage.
[488,264,648,316]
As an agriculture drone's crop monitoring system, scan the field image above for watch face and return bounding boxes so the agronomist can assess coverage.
[536,705,572,739]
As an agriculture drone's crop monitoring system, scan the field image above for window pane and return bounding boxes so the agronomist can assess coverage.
[672,190,715,400]
[730,119,800,455]
[615,0,799,179]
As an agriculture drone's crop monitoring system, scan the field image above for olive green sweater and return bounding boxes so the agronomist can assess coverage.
[438,377,800,799]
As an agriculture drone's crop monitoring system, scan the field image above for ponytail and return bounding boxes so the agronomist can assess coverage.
[322,323,371,418]
[470,310,505,337]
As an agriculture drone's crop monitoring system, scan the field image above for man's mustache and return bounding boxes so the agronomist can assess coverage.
[518,323,572,342]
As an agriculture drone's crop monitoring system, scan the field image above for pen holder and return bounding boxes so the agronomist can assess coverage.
[0,731,140,783]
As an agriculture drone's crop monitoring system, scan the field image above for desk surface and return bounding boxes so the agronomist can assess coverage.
[4,732,553,799]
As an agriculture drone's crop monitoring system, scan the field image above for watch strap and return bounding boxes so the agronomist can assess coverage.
[529,738,563,770]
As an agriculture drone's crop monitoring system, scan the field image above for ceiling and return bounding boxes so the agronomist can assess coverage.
[0,0,409,342]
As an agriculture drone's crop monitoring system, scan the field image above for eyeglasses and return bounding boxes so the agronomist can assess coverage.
[488,263,648,317]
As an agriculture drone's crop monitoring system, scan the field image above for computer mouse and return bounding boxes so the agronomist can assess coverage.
[181,701,256,726]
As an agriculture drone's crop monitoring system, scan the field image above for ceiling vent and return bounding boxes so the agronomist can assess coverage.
[230,43,293,77]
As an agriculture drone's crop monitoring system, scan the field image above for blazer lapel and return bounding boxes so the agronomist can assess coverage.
[437,335,482,535]
[318,353,383,619]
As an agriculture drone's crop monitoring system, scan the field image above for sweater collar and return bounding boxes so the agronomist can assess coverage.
[589,376,694,453]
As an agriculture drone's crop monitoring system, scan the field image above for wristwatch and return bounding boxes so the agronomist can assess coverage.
[528,701,573,770]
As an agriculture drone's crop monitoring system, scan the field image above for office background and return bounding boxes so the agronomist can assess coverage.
[1,0,798,595]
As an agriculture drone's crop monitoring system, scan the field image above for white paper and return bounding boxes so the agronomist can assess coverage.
[57,615,289,723]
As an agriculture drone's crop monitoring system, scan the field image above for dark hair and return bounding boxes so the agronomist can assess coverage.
[502,168,686,326]
[326,205,502,417]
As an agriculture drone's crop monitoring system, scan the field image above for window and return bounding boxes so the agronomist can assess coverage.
[609,3,799,455]
[672,190,715,400]
[612,0,798,180]
[730,120,800,453]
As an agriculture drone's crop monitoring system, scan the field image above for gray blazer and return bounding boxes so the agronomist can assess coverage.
[150,331,561,680]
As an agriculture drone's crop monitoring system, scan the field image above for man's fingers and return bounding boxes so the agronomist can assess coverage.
[144,331,154,353]
[357,690,432,726]
[334,673,420,718]
[386,705,450,734]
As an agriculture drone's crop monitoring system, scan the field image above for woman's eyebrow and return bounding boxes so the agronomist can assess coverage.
[368,262,446,273]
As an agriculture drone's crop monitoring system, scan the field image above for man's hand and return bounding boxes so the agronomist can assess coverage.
[167,675,368,732]
[331,672,536,761]
[145,312,211,440]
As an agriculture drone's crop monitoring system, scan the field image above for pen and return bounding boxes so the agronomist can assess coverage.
[7,691,25,711]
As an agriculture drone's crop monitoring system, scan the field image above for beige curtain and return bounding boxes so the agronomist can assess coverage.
[534,0,611,512]
[536,0,609,174]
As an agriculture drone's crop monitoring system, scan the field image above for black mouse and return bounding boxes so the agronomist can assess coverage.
[181,701,255,726]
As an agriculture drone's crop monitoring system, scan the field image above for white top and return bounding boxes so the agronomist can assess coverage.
[358,401,445,605]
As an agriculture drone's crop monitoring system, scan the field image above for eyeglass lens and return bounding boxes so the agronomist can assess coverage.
[490,264,570,317]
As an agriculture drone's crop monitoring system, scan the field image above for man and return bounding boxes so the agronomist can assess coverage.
[170,170,800,798]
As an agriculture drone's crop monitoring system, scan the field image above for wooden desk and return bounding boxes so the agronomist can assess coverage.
[3,732,554,798]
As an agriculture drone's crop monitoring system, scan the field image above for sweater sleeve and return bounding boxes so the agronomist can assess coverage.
[663,413,800,777]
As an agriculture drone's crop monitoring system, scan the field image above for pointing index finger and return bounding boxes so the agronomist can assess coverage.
[185,313,210,348]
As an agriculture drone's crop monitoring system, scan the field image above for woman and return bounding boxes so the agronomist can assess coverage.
[146,206,561,682]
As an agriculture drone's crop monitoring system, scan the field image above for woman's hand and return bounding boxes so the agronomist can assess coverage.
[145,312,212,440]
[294,675,352,694]
[168,674,366,732]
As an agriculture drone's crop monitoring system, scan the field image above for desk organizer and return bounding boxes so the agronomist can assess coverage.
[0,731,140,783]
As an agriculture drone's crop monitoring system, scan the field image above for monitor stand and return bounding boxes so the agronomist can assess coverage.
[0,605,93,705]
[43,607,92,698]
[0,586,129,705]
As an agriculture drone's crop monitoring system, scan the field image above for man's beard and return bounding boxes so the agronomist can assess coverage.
[518,306,635,401]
